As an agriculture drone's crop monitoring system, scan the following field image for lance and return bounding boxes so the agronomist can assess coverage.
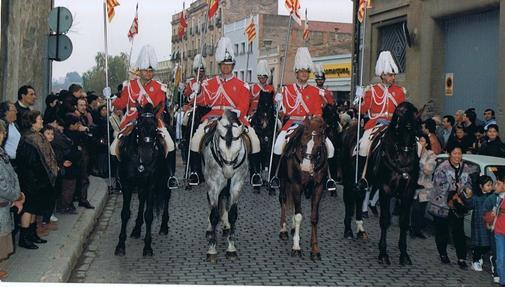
[267,14,293,183]
[355,1,368,184]
[103,0,113,193]
[184,5,210,182]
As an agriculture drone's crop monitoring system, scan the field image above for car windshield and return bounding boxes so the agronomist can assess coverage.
[485,165,505,182]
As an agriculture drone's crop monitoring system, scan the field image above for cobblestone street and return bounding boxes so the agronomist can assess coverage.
[70,167,493,286]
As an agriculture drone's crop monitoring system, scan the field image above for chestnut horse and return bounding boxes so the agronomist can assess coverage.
[278,116,328,260]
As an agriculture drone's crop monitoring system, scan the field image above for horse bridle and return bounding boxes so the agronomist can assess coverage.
[211,124,247,169]
[136,112,158,173]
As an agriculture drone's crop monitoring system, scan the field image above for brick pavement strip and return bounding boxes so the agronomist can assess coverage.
[70,161,493,286]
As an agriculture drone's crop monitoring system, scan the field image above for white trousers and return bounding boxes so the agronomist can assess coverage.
[273,129,335,158]
[190,120,261,153]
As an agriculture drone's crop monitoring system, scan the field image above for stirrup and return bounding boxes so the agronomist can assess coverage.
[326,178,337,191]
[251,173,263,187]
[269,176,280,189]
[167,176,179,189]
[188,172,200,186]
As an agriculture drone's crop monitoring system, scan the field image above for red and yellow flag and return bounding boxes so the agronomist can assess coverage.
[285,0,302,26]
[127,3,139,41]
[357,0,372,23]
[208,0,219,20]
[245,16,256,43]
[303,9,309,41]
[177,8,187,39]
[107,0,120,22]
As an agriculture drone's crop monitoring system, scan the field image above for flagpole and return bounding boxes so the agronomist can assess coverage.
[128,38,134,72]
[267,14,293,183]
[103,0,113,192]
[184,4,210,182]
[355,2,368,184]
[245,42,251,83]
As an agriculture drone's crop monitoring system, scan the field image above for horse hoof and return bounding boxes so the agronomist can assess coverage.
[225,251,238,259]
[130,228,141,239]
[310,252,321,261]
[114,246,125,256]
[205,231,213,239]
[279,231,288,241]
[291,249,302,257]
[343,229,354,239]
[206,253,218,263]
[143,248,153,257]
[400,254,413,266]
[378,254,391,265]
[356,231,368,240]
[222,228,230,237]
[159,226,169,235]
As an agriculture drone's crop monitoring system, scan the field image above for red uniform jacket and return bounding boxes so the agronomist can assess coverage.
[280,83,325,131]
[248,83,275,116]
[198,75,251,126]
[360,83,406,130]
[319,87,335,106]
[113,79,166,130]
[182,78,198,113]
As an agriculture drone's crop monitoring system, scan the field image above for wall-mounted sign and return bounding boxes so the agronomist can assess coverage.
[311,62,352,79]
[445,73,454,96]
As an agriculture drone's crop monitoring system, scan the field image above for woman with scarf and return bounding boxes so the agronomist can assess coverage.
[16,111,58,249]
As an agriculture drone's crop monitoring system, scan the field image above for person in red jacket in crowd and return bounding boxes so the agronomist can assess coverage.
[269,47,336,188]
[110,45,177,187]
[188,37,262,186]
[314,64,336,106]
[182,54,207,112]
[248,60,275,117]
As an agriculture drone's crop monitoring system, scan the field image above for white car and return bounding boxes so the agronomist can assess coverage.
[435,154,505,237]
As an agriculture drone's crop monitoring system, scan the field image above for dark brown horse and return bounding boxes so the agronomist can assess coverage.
[278,116,328,260]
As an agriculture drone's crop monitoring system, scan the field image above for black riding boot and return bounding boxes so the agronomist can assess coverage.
[167,150,179,189]
[269,154,281,189]
[189,151,203,185]
[28,222,47,244]
[19,227,38,249]
[327,158,338,194]
[249,152,263,188]
[354,156,368,197]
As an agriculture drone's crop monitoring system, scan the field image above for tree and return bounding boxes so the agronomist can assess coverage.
[82,52,128,95]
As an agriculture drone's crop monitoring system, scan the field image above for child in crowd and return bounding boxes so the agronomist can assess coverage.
[484,169,505,285]
[40,125,58,231]
[468,175,495,272]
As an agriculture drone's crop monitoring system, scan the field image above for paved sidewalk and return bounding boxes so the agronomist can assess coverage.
[1,176,109,282]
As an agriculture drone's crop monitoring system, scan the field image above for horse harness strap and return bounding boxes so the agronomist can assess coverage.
[210,133,247,169]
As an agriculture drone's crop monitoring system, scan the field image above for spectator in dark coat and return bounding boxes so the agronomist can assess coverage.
[479,124,505,158]
[60,84,83,119]
[437,115,456,152]
[15,85,37,126]
[93,104,113,177]
[447,125,472,154]
[16,110,58,250]
[463,109,478,141]
[43,93,61,125]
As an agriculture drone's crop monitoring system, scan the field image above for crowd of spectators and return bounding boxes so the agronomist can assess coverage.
[0,84,113,279]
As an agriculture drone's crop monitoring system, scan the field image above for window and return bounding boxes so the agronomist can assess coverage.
[248,42,253,54]
[247,70,252,82]
[241,42,246,54]
[233,71,238,78]
[234,44,239,55]
[379,21,407,73]
[240,70,245,81]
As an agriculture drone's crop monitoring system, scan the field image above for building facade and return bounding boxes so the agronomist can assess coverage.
[155,60,173,84]
[354,0,505,126]
[310,54,352,104]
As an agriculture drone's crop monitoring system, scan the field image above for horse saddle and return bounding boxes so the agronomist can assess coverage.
[200,121,218,152]
[369,125,388,154]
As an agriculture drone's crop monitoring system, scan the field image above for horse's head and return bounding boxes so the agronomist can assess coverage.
[388,101,420,152]
[136,103,159,143]
[214,109,247,178]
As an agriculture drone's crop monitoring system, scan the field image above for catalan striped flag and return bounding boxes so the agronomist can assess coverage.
[245,16,256,43]
[208,0,219,20]
[357,0,372,23]
[303,9,309,41]
[107,0,120,22]
[127,3,139,41]
[285,0,302,26]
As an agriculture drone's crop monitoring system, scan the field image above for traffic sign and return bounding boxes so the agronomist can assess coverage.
[48,34,73,61]
[48,7,73,34]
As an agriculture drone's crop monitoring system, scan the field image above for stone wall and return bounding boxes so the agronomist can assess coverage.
[0,0,52,110]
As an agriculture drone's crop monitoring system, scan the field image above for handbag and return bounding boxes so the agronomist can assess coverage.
[427,192,449,218]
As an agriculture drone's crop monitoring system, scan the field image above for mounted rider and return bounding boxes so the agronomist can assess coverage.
[110,45,177,188]
[269,47,336,189]
[188,37,262,186]
[355,50,407,185]
[314,64,336,106]
[248,60,275,117]
[182,54,207,124]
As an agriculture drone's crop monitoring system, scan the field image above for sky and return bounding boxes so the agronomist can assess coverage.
[52,0,353,80]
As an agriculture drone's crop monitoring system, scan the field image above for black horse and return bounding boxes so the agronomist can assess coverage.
[250,90,276,194]
[365,101,420,265]
[114,103,171,257]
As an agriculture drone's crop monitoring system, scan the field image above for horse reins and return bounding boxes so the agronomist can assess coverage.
[211,127,247,169]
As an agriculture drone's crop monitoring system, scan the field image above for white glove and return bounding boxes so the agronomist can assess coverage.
[191,82,201,94]
[189,91,198,101]
[352,86,364,106]
[178,82,185,90]
[274,93,283,104]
